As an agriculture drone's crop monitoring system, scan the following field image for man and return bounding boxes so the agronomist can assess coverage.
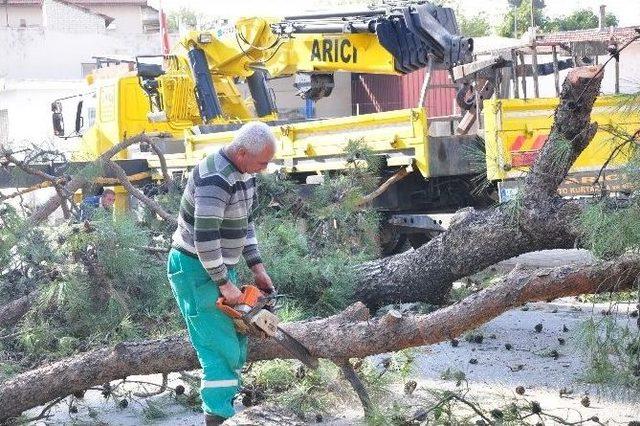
[167,121,276,425]
[80,188,115,220]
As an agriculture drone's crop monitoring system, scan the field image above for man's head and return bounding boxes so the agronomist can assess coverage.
[225,122,277,173]
[100,189,116,208]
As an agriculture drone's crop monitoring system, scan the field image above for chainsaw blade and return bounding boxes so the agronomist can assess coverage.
[274,328,318,369]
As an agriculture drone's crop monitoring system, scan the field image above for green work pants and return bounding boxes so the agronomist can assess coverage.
[167,248,248,419]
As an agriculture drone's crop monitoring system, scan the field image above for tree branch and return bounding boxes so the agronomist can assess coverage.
[29,133,170,225]
[1,255,638,421]
[103,161,176,226]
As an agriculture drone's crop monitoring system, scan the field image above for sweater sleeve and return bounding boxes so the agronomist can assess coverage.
[242,180,262,267]
[193,173,232,286]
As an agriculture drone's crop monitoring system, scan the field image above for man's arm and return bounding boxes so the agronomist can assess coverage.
[242,189,274,292]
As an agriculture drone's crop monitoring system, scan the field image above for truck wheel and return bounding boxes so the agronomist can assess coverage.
[380,224,408,256]
[407,232,436,250]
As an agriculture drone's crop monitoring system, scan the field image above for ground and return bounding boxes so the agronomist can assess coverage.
[26,250,640,425]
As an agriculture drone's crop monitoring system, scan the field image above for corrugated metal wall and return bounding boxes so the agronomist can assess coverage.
[351,69,456,117]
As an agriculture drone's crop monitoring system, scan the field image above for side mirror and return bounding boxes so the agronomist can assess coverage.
[51,101,64,136]
[74,100,84,134]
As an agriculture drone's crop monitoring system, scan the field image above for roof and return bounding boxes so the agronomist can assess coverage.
[537,26,640,46]
[52,0,115,25]
[5,0,149,5]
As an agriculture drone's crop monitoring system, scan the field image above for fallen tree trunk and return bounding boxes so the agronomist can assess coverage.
[355,66,603,309]
[0,289,39,330]
[1,254,637,422]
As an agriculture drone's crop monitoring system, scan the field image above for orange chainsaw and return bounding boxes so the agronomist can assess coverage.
[216,285,318,369]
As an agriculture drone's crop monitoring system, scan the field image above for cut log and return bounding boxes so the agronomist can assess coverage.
[1,254,637,422]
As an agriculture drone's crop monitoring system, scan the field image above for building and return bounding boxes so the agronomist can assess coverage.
[1,0,159,34]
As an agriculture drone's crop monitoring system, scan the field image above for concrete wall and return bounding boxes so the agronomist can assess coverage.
[0,80,85,151]
[3,4,42,27]
[43,0,106,34]
[265,72,353,119]
[90,4,144,34]
[0,27,169,80]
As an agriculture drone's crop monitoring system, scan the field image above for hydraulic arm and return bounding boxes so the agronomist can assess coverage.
[143,2,474,126]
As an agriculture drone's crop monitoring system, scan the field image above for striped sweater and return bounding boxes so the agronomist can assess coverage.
[172,150,262,285]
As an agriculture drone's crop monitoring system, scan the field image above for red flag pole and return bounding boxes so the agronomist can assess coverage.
[159,0,170,55]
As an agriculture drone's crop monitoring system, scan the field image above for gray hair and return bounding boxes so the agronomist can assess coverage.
[228,121,277,155]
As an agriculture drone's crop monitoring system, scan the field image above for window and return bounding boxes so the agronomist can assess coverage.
[19,19,26,27]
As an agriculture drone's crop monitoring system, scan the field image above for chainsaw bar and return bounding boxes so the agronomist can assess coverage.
[274,327,319,369]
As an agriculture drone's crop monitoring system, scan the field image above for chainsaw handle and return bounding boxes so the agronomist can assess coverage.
[216,297,242,318]
[216,285,264,319]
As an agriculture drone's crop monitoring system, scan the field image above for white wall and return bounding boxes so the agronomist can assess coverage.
[0,27,170,80]
[90,4,144,34]
[43,0,107,34]
[3,4,42,27]
[265,72,353,119]
[0,80,85,151]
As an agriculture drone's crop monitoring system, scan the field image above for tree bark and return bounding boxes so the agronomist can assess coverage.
[0,290,39,330]
[355,66,603,309]
[1,254,637,422]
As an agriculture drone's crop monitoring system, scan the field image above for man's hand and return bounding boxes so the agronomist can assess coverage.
[251,263,275,294]
[219,282,243,305]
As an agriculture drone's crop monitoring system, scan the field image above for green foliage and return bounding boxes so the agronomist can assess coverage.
[544,9,618,32]
[244,353,414,420]
[142,401,168,420]
[0,205,60,301]
[502,188,524,228]
[166,7,221,32]
[499,0,548,38]
[576,316,640,390]
[365,402,407,426]
[265,360,344,417]
[9,212,176,363]
[0,362,21,381]
[243,140,382,315]
[580,202,640,259]
[546,137,573,171]
[276,300,311,323]
[166,7,198,32]
[250,360,297,392]
[440,367,467,386]
[458,12,491,37]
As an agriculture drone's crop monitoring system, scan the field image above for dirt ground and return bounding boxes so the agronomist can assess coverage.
[26,249,640,425]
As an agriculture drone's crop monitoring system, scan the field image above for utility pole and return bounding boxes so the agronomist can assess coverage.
[530,0,535,29]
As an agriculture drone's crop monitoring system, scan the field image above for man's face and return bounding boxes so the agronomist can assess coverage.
[238,144,275,173]
[101,192,116,208]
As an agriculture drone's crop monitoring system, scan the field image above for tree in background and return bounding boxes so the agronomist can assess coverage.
[543,9,619,32]
[166,7,222,32]
[457,11,491,37]
[499,0,548,38]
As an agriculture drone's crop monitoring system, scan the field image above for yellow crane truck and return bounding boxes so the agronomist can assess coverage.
[7,2,638,253]
[44,2,488,253]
